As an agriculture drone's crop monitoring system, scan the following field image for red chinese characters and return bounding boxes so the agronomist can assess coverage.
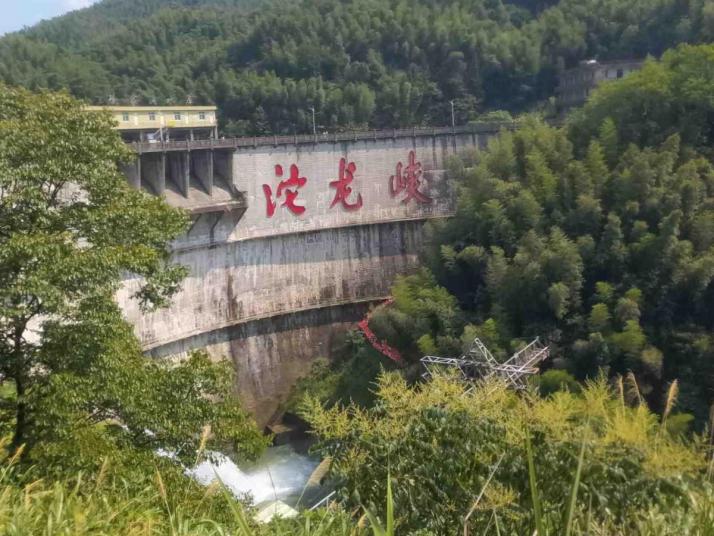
[329,158,363,211]
[389,150,432,205]
[262,164,307,217]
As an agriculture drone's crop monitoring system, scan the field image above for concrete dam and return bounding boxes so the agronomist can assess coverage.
[116,124,506,424]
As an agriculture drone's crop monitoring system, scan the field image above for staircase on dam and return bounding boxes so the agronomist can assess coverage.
[117,122,512,425]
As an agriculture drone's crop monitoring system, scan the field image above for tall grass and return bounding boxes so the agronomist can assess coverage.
[306,373,714,534]
[0,436,381,536]
[3,374,714,535]
[525,426,545,536]
[2,444,713,535]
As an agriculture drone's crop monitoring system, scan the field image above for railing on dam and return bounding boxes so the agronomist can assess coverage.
[128,122,516,153]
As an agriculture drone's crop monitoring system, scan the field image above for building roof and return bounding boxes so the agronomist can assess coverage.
[85,105,217,112]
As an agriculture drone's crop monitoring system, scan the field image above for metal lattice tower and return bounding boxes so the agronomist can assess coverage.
[421,337,549,390]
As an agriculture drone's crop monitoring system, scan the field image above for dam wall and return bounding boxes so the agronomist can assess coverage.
[117,125,506,421]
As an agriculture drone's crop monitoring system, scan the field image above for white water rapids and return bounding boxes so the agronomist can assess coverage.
[189,443,323,508]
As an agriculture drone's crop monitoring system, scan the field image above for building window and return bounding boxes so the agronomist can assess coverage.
[149,112,156,121]
[122,112,129,122]
[174,112,182,120]
[199,111,206,120]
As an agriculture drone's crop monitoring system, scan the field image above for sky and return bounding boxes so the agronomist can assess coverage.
[0,0,97,36]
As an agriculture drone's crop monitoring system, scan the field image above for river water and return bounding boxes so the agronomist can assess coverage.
[189,440,327,510]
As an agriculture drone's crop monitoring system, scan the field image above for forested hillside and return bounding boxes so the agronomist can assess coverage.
[2,0,714,134]
[364,45,714,424]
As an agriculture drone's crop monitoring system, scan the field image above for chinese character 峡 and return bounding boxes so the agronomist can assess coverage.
[262,164,307,217]
[389,150,432,205]
[329,158,363,211]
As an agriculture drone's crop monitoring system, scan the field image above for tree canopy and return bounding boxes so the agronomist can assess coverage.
[2,0,714,134]
[569,44,714,155]
[366,45,714,423]
[304,373,710,534]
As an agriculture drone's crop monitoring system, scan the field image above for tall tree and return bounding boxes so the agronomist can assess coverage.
[0,85,265,468]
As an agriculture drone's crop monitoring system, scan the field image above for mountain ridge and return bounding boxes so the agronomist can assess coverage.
[1,0,712,134]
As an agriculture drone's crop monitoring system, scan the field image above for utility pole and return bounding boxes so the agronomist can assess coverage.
[309,106,316,136]
[450,100,456,129]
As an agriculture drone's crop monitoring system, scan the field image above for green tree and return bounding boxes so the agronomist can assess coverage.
[597,118,619,169]
[536,368,580,395]
[305,373,708,535]
[570,45,714,155]
[0,85,265,467]
[588,303,611,333]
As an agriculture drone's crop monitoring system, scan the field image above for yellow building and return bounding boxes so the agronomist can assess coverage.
[85,105,218,142]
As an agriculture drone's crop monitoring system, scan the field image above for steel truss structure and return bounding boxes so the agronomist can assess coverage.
[421,337,550,389]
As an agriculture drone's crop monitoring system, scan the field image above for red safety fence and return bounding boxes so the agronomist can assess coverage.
[357,298,405,365]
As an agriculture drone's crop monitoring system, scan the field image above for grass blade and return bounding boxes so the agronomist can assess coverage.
[295,456,332,509]
[525,427,545,536]
[363,505,387,536]
[494,510,502,536]
[362,472,394,536]
[480,511,494,536]
[564,435,587,536]
[386,471,394,536]
[214,470,253,535]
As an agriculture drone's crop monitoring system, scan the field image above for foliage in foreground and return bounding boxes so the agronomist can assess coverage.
[0,84,266,474]
[304,373,714,535]
[0,435,367,536]
[2,376,714,535]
